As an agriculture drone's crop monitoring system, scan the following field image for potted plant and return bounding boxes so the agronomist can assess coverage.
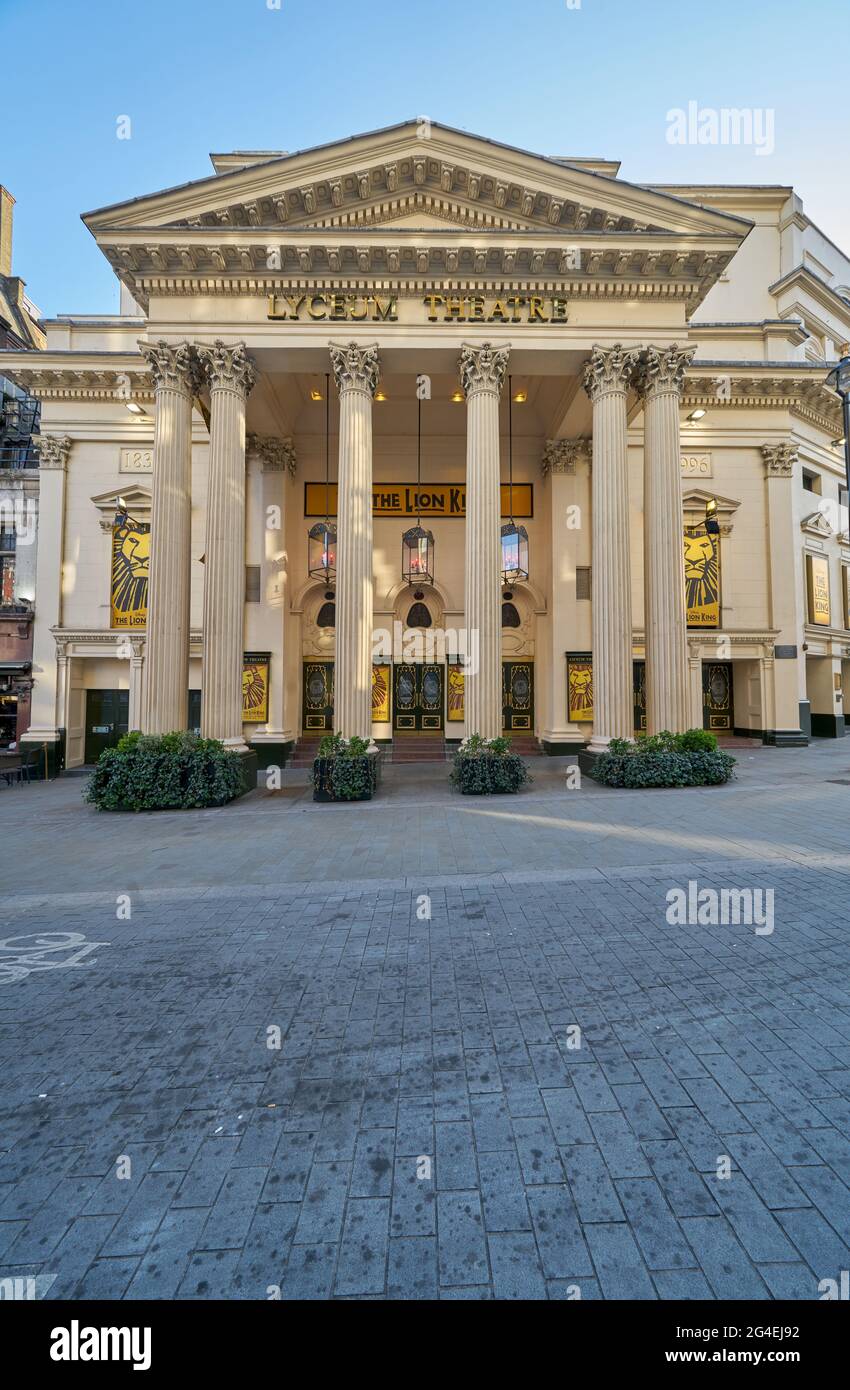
[313,733,381,802]
[450,733,531,795]
[84,731,249,811]
[589,729,735,789]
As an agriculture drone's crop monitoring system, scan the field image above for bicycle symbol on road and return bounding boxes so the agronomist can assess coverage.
[0,932,111,985]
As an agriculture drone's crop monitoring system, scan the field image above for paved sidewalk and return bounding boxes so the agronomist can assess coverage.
[0,741,849,1299]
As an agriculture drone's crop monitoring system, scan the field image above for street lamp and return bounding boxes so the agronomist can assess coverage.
[826,353,850,510]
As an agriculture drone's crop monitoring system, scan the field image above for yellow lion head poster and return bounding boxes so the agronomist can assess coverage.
[111,519,150,628]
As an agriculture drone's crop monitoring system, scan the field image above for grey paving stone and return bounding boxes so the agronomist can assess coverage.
[436,1192,488,1287]
[583,1223,657,1300]
[487,1232,547,1300]
[616,1179,697,1270]
[679,1216,771,1300]
[335,1199,390,1296]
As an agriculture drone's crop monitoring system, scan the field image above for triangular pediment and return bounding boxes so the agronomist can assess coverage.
[83,119,752,243]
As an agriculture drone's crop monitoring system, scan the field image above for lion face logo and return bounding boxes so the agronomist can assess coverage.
[569,666,593,716]
[684,530,719,616]
[111,522,150,623]
[242,665,266,712]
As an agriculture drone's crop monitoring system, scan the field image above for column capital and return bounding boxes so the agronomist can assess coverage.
[635,343,696,398]
[582,344,640,401]
[197,340,256,397]
[329,341,381,396]
[247,433,296,477]
[541,438,590,476]
[35,434,73,470]
[762,442,798,477]
[458,342,510,397]
[138,339,201,395]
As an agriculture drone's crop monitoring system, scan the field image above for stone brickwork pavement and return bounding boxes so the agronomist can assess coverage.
[1,741,849,1300]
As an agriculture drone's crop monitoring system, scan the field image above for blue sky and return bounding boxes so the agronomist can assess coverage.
[4,0,848,317]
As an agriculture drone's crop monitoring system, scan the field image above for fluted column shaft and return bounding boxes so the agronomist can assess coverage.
[640,345,695,734]
[583,346,638,748]
[198,341,256,747]
[331,343,380,740]
[460,343,509,741]
[139,342,198,734]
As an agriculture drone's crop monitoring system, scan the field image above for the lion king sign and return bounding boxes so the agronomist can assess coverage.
[684,524,720,628]
[110,518,150,628]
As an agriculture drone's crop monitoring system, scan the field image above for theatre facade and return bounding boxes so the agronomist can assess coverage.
[3,120,850,770]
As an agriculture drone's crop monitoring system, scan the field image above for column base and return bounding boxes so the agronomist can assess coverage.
[233,748,259,797]
[540,733,587,755]
[761,729,810,747]
[578,745,608,776]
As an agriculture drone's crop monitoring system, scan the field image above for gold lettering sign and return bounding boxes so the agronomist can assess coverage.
[268,293,568,324]
[304,482,532,519]
[685,524,720,628]
[806,554,831,626]
[447,663,465,723]
[110,517,150,628]
[242,652,270,723]
[372,664,390,723]
[567,653,593,723]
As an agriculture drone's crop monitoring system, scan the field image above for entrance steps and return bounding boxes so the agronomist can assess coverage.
[506,735,542,757]
[391,734,448,764]
[288,734,325,768]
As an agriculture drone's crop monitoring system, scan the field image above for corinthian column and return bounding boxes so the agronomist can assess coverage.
[330,342,380,740]
[197,341,256,748]
[139,341,200,734]
[638,344,696,735]
[582,345,639,749]
[460,342,509,740]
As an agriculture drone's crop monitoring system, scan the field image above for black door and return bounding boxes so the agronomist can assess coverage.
[633,661,647,734]
[188,690,201,735]
[393,663,444,731]
[503,661,533,732]
[84,689,129,764]
[303,661,334,731]
[703,662,734,732]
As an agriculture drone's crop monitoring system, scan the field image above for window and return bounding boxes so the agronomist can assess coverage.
[317,601,336,628]
[0,524,14,605]
[576,566,592,600]
[407,602,432,628]
[245,565,261,602]
[502,601,521,628]
[802,470,821,495]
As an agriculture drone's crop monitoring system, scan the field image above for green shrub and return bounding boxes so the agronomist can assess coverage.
[590,730,735,789]
[313,735,379,801]
[84,731,246,811]
[450,733,531,795]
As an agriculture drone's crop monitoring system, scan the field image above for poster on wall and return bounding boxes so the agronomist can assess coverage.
[447,663,465,722]
[566,652,594,722]
[110,517,150,628]
[372,664,390,723]
[684,524,720,628]
[806,554,831,626]
[242,652,270,723]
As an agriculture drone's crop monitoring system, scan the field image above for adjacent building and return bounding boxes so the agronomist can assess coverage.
[0,186,44,747]
[0,122,848,770]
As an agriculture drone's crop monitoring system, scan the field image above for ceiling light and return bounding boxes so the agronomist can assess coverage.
[375,390,387,402]
[125,401,144,415]
[513,389,527,403]
[451,389,464,403]
[687,408,706,421]
[310,389,323,401]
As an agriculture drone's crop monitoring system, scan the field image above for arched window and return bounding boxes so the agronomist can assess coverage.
[502,601,521,629]
[317,601,336,628]
[407,602,432,629]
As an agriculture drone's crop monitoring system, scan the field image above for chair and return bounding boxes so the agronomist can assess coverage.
[0,755,22,788]
[20,746,44,784]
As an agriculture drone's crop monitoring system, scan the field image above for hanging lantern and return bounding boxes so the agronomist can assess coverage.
[401,394,435,585]
[500,377,529,583]
[308,372,336,583]
[402,524,434,585]
[308,520,337,582]
[501,521,529,584]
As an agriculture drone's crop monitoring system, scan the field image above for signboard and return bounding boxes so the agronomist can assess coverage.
[304,482,533,519]
[110,517,150,629]
[806,554,831,626]
[242,652,270,723]
[372,664,390,723]
[268,292,569,325]
[685,524,721,629]
[566,652,593,723]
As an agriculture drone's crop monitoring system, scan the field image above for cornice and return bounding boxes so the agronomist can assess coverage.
[682,365,842,434]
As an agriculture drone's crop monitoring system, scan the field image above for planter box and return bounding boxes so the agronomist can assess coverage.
[313,749,381,802]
